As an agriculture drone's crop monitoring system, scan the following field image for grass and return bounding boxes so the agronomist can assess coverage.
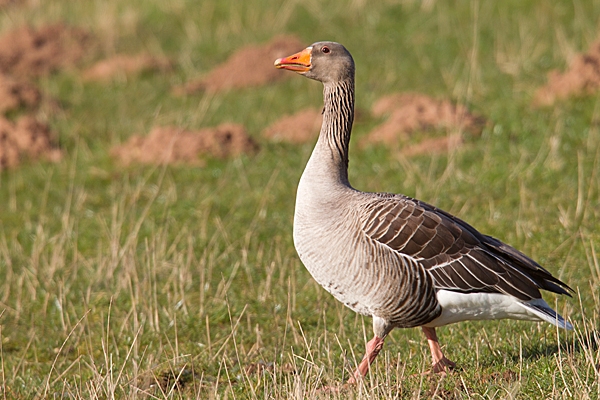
[1,0,600,398]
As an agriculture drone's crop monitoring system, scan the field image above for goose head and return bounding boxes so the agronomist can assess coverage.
[274,41,355,84]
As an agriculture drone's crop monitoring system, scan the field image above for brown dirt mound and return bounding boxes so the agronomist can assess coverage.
[173,35,304,95]
[0,73,41,113]
[82,53,173,81]
[0,0,25,8]
[111,123,258,166]
[262,108,322,143]
[0,23,91,78]
[403,134,463,157]
[361,93,485,151]
[0,116,63,170]
[534,40,600,106]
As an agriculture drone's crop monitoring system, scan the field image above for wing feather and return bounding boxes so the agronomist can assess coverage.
[360,193,572,300]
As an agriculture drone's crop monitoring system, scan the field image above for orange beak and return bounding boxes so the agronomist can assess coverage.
[274,47,312,72]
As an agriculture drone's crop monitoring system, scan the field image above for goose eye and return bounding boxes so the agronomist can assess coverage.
[321,46,330,54]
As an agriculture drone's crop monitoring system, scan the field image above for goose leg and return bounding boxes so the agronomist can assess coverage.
[347,335,385,384]
[421,326,456,374]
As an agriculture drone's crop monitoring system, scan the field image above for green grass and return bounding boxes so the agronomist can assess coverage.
[1,0,600,398]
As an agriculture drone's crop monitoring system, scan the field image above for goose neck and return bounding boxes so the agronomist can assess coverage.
[312,79,355,185]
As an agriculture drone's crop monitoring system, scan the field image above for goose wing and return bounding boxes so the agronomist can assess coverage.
[361,193,572,300]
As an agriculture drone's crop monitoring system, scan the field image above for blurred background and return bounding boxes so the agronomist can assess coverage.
[0,0,598,398]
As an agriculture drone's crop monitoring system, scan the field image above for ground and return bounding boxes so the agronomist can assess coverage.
[0,1,598,399]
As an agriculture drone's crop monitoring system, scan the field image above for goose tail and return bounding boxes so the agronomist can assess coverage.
[518,298,573,330]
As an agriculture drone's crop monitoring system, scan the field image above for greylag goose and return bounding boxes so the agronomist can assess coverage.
[274,42,572,383]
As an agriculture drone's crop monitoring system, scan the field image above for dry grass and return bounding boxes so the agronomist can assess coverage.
[0,0,599,398]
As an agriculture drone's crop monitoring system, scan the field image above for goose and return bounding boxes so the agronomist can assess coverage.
[274,42,573,384]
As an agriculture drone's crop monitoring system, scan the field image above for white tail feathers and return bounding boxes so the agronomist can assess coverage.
[517,299,573,330]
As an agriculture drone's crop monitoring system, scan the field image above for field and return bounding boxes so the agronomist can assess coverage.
[1,0,599,398]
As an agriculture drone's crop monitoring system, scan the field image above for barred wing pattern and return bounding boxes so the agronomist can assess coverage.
[361,193,572,301]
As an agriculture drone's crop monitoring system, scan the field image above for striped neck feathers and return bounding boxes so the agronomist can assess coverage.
[316,79,355,182]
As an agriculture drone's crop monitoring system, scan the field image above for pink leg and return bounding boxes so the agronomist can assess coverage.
[347,335,385,384]
[421,327,456,374]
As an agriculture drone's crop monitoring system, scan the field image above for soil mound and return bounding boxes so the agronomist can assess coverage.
[262,108,322,143]
[0,0,25,8]
[0,23,91,78]
[534,40,600,106]
[174,35,304,95]
[0,73,41,113]
[0,116,63,170]
[361,93,484,153]
[111,123,258,166]
[403,134,463,157]
[82,53,173,81]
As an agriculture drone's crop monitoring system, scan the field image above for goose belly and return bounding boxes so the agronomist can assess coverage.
[423,290,543,327]
[293,230,374,316]
[292,188,439,326]
[293,218,439,325]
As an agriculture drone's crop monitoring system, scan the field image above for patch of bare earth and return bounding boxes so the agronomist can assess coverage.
[534,40,600,106]
[262,108,322,143]
[361,93,485,156]
[0,116,63,170]
[0,73,41,113]
[0,23,91,78]
[82,53,173,81]
[402,134,463,156]
[0,0,25,8]
[134,366,214,395]
[173,35,304,95]
[111,123,258,166]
